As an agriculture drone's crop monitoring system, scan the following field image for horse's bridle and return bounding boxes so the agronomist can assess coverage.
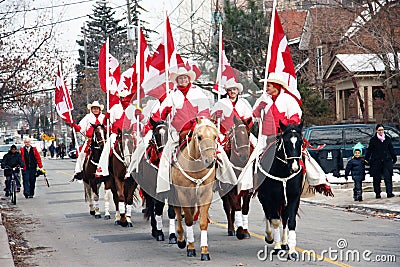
[152,124,168,151]
[275,130,302,165]
[92,126,106,150]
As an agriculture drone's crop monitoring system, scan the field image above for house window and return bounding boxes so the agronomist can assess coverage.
[316,46,323,79]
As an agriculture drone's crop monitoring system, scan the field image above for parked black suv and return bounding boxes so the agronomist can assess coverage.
[303,124,400,172]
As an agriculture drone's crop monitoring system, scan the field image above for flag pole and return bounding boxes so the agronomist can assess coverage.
[136,20,141,174]
[164,9,169,99]
[59,62,79,154]
[217,22,223,132]
[263,0,277,92]
[105,37,110,139]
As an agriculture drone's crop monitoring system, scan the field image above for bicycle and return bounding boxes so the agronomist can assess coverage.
[4,166,21,205]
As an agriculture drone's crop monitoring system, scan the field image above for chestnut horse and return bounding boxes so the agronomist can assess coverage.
[220,116,253,239]
[109,127,138,227]
[82,124,112,219]
[256,121,304,260]
[171,118,218,261]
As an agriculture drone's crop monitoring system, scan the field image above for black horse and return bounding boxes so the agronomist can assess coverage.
[133,118,177,243]
[256,121,304,260]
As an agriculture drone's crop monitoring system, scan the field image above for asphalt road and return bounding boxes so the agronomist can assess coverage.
[9,158,399,267]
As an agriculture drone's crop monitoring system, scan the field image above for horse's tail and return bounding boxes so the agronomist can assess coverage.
[84,183,89,202]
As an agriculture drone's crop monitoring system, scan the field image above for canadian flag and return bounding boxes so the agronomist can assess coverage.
[118,28,151,99]
[141,15,176,100]
[55,65,74,123]
[98,41,121,95]
[213,41,237,95]
[98,41,121,108]
[267,9,301,105]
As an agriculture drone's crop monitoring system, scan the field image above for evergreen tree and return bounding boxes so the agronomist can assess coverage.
[298,83,331,125]
[222,0,270,85]
[74,1,130,119]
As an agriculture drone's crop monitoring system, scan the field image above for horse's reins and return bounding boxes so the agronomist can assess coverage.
[257,135,303,205]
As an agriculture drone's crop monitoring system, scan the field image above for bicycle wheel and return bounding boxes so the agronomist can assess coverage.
[11,179,16,205]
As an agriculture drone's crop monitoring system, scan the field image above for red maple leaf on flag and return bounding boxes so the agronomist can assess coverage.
[171,100,199,132]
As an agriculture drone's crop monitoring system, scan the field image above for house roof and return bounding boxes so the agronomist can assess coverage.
[279,10,307,41]
[324,53,400,79]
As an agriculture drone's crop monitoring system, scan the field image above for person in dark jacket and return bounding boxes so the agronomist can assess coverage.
[365,124,397,199]
[345,143,366,201]
[1,145,24,196]
[20,138,43,198]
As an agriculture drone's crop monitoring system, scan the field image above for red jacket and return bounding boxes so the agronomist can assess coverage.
[20,146,43,171]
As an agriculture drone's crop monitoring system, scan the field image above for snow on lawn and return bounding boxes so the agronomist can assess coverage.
[327,169,400,184]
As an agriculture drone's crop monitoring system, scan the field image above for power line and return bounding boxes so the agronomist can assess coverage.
[1,3,127,36]
[0,0,97,15]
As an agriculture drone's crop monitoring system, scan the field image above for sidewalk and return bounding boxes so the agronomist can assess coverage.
[0,200,14,267]
[302,182,400,218]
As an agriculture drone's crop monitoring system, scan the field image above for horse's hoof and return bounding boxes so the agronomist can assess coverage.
[156,230,164,241]
[120,221,128,227]
[90,210,95,216]
[227,230,235,236]
[288,252,298,261]
[281,244,289,250]
[127,222,133,228]
[95,214,101,219]
[200,253,210,261]
[169,233,177,244]
[104,215,111,220]
[236,226,244,240]
[187,249,196,257]
[272,249,281,255]
[114,220,121,225]
[265,237,274,244]
[177,239,186,249]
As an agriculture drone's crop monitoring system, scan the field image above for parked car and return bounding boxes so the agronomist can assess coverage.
[303,124,400,171]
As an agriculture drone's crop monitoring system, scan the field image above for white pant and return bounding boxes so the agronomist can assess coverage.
[96,133,117,176]
[127,131,152,174]
[74,141,89,173]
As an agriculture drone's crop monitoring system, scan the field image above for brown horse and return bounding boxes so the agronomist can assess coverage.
[171,118,218,261]
[82,124,111,218]
[220,116,253,239]
[109,127,138,227]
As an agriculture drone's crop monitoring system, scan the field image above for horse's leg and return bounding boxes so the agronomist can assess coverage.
[104,188,112,220]
[232,188,244,240]
[221,193,234,236]
[93,185,101,219]
[84,182,95,216]
[174,206,186,249]
[183,207,196,257]
[143,192,156,237]
[265,218,274,244]
[241,190,252,239]
[199,204,211,261]
[113,184,121,225]
[167,204,177,244]
[154,199,165,241]
[280,207,289,251]
[124,180,137,228]
[116,179,127,227]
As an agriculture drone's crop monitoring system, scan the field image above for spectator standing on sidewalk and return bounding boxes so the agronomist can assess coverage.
[345,143,366,201]
[20,138,44,198]
[365,124,397,199]
[49,143,55,158]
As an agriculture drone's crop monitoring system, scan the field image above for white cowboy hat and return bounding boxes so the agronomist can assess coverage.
[169,67,196,84]
[224,79,243,93]
[87,101,104,110]
[259,72,288,89]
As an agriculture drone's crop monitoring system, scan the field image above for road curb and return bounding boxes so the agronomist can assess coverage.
[0,213,15,267]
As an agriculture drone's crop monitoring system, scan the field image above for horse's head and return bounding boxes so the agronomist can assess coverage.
[230,116,251,162]
[150,117,168,152]
[278,121,303,173]
[192,117,218,168]
[117,127,136,166]
[91,124,107,148]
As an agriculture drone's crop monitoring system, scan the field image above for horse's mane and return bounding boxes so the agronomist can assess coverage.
[194,118,218,134]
